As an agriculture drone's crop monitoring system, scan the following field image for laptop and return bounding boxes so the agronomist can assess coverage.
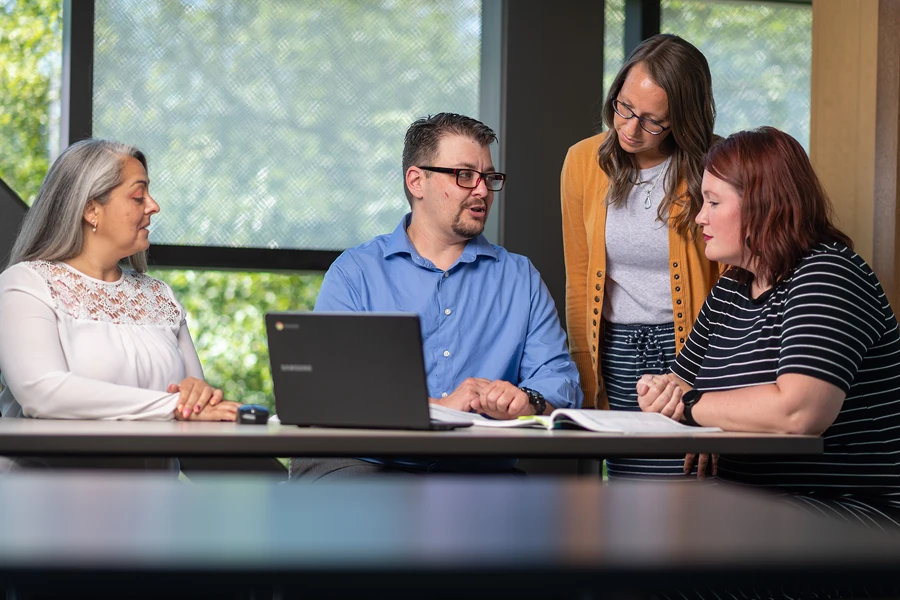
[265,312,472,430]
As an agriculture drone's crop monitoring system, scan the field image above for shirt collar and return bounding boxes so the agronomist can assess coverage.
[383,213,499,264]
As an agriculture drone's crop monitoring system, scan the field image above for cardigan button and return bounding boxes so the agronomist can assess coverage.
[672,262,679,268]
[596,270,603,277]
[678,326,683,332]
[592,319,597,326]
[595,284,601,291]
[679,338,685,344]
[594,296,600,302]
[677,312,683,318]
[593,308,599,315]
[674,274,680,280]
[676,299,682,305]
[675,286,681,292]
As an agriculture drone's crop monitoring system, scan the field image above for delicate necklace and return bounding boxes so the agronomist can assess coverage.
[639,157,671,209]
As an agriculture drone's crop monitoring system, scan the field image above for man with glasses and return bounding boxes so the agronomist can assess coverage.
[291,112,581,479]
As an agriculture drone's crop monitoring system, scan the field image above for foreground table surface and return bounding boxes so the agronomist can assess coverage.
[0,418,823,457]
[0,474,897,599]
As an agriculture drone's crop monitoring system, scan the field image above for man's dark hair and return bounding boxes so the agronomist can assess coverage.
[402,113,497,206]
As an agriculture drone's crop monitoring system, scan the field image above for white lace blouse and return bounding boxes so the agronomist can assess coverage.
[0,260,203,420]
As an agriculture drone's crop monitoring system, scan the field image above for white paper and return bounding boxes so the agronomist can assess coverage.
[429,405,548,428]
[550,409,722,434]
[428,404,491,424]
[429,405,721,433]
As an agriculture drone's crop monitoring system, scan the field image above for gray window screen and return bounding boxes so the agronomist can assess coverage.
[93,0,481,251]
[603,0,625,102]
[662,0,812,150]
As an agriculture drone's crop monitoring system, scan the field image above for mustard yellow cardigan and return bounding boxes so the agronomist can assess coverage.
[561,132,719,409]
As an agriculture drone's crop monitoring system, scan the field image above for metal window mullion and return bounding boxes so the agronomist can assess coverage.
[61,0,95,150]
[624,0,660,59]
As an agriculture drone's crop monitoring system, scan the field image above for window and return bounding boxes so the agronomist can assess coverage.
[0,0,62,205]
[603,0,812,150]
[604,0,626,105]
[87,0,485,409]
[662,0,812,149]
[6,2,486,411]
[92,0,483,253]
[150,269,323,406]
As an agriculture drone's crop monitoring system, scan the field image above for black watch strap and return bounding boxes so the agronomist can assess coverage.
[519,387,547,415]
[681,389,703,427]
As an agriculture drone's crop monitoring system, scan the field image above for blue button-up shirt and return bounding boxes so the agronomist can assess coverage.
[314,214,582,472]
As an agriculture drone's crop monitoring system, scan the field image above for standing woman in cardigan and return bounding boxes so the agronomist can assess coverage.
[561,34,719,479]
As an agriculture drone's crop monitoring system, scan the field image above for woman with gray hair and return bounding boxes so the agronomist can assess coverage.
[0,139,239,425]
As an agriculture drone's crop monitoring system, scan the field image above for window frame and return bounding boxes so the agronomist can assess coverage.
[62,0,501,271]
[623,0,812,58]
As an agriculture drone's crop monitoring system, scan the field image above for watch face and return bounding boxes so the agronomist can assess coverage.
[522,388,545,413]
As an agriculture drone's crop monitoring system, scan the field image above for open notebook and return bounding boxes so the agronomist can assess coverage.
[429,405,722,434]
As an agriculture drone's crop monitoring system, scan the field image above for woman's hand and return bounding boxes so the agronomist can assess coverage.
[168,378,223,419]
[684,453,718,479]
[174,400,241,422]
[662,373,692,393]
[638,375,716,479]
[636,374,686,420]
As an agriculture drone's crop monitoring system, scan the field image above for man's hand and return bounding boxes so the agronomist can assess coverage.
[636,374,686,421]
[174,400,241,422]
[471,380,534,420]
[429,378,491,412]
[168,378,223,419]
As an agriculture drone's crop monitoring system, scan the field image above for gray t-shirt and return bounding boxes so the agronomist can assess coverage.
[602,158,674,325]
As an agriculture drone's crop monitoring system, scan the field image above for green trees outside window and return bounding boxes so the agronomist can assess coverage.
[0,0,61,205]
[150,270,323,411]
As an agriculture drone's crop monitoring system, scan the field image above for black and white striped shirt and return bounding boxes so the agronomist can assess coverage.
[671,242,900,503]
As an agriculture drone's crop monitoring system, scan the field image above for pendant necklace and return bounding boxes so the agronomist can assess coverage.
[641,157,671,209]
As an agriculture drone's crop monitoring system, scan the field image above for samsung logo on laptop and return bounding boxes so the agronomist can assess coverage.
[280,364,313,373]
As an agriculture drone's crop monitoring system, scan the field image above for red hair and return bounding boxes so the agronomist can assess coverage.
[703,127,852,285]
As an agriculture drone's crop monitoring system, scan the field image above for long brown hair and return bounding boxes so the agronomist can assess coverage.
[598,34,715,234]
[704,127,853,286]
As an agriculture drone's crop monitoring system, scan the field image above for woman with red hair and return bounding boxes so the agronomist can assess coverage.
[638,126,900,525]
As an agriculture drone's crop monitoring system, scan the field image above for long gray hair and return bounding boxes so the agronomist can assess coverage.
[8,139,150,272]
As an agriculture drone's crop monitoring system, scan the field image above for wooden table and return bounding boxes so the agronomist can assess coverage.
[0,417,823,458]
[0,473,895,599]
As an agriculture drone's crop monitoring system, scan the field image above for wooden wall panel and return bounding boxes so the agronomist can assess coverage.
[872,0,900,310]
[810,0,879,263]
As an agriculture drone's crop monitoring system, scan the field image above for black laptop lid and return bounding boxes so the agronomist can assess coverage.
[265,312,433,429]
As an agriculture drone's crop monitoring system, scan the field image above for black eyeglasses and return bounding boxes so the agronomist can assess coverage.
[418,166,506,191]
[612,99,670,135]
